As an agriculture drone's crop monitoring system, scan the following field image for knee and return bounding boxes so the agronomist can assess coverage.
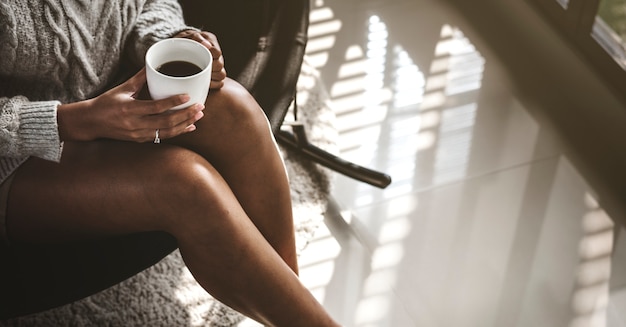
[148,149,228,230]
[206,78,272,137]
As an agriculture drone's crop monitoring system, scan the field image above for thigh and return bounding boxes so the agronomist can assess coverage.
[6,139,206,244]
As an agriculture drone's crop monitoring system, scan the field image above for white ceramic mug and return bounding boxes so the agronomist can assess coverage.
[145,38,213,110]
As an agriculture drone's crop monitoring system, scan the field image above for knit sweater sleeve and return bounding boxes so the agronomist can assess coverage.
[126,0,198,66]
[0,96,62,162]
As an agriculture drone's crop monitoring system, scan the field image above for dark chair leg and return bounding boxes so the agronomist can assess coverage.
[276,93,392,189]
[277,124,392,189]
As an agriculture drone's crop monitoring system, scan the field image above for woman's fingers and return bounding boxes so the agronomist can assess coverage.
[200,31,227,84]
[174,30,226,89]
[129,102,205,142]
[198,31,225,68]
[134,94,192,115]
[159,111,204,139]
[149,102,205,131]
[177,30,222,55]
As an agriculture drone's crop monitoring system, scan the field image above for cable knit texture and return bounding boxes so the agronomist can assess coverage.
[0,0,192,182]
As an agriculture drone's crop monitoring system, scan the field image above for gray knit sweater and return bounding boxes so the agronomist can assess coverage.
[0,0,193,183]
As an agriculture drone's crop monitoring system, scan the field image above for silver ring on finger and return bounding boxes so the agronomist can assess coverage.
[154,129,161,144]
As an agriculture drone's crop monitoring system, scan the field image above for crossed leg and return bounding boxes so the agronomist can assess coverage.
[5,78,339,326]
[166,78,298,273]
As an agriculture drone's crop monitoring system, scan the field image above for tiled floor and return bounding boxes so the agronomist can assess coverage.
[251,0,626,326]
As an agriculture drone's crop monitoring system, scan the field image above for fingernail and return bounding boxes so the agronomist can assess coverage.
[188,124,197,132]
[195,111,204,120]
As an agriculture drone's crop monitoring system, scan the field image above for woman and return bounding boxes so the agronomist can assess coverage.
[0,1,340,326]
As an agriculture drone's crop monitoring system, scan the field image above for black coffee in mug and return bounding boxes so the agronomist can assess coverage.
[157,60,203,77]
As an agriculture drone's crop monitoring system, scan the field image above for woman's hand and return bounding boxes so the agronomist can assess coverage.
[174,30,227,89]
[57,69,204,143]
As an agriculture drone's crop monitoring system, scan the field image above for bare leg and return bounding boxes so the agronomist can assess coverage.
[7,141,338,326]
[6,78,339,325]
[166,78,299,273]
